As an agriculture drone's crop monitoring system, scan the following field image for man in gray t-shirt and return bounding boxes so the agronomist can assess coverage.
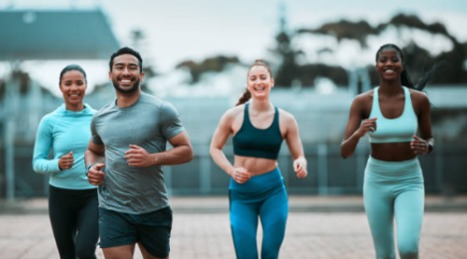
[86,47,193,259]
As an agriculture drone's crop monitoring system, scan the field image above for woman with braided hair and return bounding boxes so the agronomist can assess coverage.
[340,43,436,259]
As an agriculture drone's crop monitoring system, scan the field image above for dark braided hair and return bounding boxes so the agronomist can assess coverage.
[376,43,440,91]
[235,59,272,106]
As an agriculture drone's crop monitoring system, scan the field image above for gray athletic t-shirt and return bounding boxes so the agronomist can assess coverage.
[91,92,184,214]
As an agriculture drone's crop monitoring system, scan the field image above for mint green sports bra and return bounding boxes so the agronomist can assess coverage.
[368,86,418,143]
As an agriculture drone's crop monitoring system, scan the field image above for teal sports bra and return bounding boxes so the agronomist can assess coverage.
[233,103,283,159]
[368,86,418,143]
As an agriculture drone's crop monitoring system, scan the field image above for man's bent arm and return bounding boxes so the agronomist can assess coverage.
[153,131,193,165]
[85,140,105,167]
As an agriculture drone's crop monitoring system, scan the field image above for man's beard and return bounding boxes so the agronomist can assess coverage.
[112,78,140,94]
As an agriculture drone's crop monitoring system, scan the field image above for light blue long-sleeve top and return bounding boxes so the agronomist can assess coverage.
[32,104,97,190]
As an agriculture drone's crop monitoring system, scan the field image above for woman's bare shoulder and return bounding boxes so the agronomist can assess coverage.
[220,104,244,122]
[408,88,430,108]
[351,89,374,108]
[408,88,429,99]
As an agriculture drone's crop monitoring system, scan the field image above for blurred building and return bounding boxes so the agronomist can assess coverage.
[0,8,119,200]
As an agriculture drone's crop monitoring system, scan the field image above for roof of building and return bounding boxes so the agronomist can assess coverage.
[0,9,119,60]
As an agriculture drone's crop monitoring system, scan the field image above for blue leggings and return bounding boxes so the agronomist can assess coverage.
[364,157,424,259]
[229,168,288,259]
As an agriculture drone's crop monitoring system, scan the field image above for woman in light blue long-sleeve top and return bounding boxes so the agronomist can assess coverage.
[32,64,98,259]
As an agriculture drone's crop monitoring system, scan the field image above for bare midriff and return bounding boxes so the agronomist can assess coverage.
[371,142,416,161]
[234,156,278,176]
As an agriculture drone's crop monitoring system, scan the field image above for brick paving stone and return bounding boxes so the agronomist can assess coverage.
[1,211,466,258]
[0,196,466,259]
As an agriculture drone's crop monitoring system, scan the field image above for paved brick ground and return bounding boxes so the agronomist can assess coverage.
[0,196,466,259]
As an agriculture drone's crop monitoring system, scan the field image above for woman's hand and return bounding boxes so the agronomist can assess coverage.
[230,167,252,184]
[410,135,431,155]
[356,117,377,137]
[294,156,308,178]
[58,151,74,170]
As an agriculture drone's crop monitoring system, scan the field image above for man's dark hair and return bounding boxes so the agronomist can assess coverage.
[109,47,143,72]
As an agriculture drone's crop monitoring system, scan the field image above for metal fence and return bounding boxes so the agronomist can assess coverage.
[3,141,466,199]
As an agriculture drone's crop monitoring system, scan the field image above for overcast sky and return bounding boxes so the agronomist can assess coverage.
[1,0,467,95]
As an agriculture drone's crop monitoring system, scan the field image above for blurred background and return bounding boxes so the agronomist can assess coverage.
[1,0,466,200]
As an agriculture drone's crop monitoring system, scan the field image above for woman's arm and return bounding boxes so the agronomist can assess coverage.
[411,91,434,154]
[209,111,236,176]
[282,110,307,178]
[32,117,61,174]
[340,94,376,158]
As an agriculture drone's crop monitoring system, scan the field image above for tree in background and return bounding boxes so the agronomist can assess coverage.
[269,1,301,87]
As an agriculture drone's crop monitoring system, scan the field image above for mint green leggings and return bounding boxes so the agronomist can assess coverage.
[364,157,424,259]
